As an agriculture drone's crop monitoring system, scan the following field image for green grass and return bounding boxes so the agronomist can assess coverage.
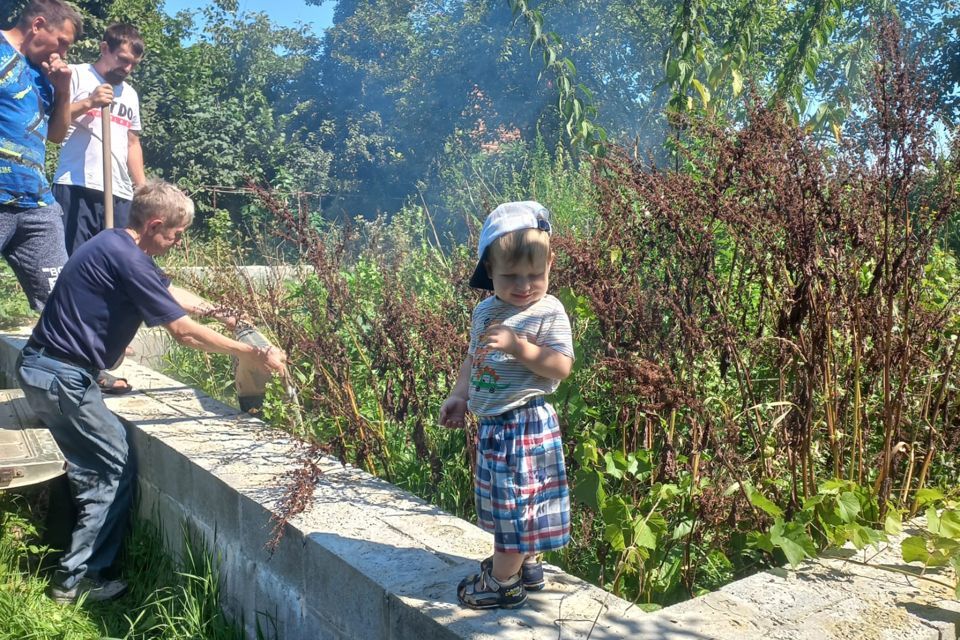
[0,492,259,640]
[0,261,35,330]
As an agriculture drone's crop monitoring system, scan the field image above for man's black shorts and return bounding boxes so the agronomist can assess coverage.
[52,184,133,256]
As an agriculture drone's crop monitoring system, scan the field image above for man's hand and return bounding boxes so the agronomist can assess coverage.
[256,345,287,376]
[481,323,528,357]
[87,84,114,109]
[439,394,468,429]
[42,53,71,93]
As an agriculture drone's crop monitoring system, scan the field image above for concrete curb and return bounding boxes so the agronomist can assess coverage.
[2,329,957,639]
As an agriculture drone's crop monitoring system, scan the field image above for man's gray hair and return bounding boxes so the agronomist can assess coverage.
[17,0,84,38]
[129,179,195,230]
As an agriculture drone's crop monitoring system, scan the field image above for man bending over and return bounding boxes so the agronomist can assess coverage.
[18,179,287,604]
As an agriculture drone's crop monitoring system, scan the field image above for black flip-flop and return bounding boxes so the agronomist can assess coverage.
[98,371,134,395]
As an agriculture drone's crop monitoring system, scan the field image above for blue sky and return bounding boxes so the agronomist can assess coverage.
[162,0,335,33]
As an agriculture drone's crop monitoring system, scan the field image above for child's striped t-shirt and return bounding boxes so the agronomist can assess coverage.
[467,294,574,417]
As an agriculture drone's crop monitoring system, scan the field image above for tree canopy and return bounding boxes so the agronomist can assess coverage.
[1,0,956,225]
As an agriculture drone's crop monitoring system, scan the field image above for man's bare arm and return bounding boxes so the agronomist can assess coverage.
[127,131,145,187]
[168,284,240,329]
[164,315,286,374]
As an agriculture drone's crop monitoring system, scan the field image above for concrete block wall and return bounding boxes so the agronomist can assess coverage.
[2,329,958,639]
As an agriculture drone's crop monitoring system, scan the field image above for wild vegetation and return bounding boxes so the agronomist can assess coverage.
[0,262,33,330]
[0,492,257,639]
[1,0,959,619]
[154,20,960,607]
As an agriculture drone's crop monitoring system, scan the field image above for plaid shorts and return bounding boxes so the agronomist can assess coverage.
[475,397,571,554]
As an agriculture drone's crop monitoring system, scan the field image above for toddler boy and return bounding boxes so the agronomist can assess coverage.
[440,201,574,609]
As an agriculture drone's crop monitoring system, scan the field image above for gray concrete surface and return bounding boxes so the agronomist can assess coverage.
[1,328,957,639]
[0,389,65,488]
[168,265,314,289]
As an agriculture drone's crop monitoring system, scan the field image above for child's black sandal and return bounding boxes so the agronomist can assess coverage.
[479,555,546,591]
[457,569,528,609]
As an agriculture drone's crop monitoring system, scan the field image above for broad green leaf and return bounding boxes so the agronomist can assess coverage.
[901,536,931,564]
[836,492,861,523]
[604,521,626,551]
[749,488,783,518]
[935,510,960,539]
[747,530,774,553]
[769,519,816,566]
[927,506,941,533]
[819,479,847,494]
[646,511,668,534]
[603,452,624,479]
[573,469,606,510]
[602,497,632,522]
[574,440,599,466]
[602,498,631,551]
[624,453,640,476]
[634,520,657,550]
[802,494,825,508]
[774,535,809,567]
[846,523,880,549]
[950,554,960,578]
[884,511,903,536]
[933,536,960,555]
[915,488,945,507]
[922,537,953,567]
[611,451,629,468]
[658,483,680,501]
[672,518,694,541]
[731,69,744,96]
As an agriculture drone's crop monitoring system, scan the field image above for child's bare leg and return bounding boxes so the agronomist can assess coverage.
[491,550,525,582]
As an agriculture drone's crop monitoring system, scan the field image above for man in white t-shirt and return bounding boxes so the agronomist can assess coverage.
[52,23,145,255]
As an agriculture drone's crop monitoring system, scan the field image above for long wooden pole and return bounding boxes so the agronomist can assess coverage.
[101,104,114,229]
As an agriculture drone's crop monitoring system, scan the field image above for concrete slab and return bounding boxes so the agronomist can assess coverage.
[0,389,66,488]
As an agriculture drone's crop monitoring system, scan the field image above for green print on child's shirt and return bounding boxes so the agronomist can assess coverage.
[472,364,510,394]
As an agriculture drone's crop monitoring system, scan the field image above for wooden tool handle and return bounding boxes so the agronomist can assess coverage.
[101,105,114,229]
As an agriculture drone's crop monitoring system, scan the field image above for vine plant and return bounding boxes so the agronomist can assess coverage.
[902,491,960,597]
[507,0,607,154]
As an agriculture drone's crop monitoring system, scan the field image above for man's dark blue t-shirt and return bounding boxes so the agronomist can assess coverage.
[32,228,185,370]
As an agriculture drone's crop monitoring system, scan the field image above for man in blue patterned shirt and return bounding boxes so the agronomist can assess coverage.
[0,0,81,311]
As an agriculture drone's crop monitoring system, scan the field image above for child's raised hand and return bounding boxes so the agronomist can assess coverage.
[482,322,527,356]
[439,395,468,429]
